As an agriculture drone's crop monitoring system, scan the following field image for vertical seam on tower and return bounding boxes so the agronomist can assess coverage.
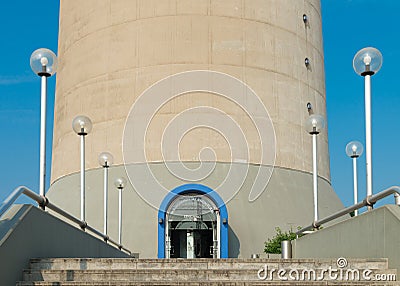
[209,0,212,67]
[241,0,245,98]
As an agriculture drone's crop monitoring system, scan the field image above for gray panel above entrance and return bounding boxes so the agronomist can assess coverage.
[47,163,343,259]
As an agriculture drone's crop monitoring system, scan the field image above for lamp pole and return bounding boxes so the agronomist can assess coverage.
[72,116,92,222]
[353,47,382,210]
[346,141,364,216]
[115,177,127,246]
[306,114,325,226]
[312,133,318,221]
[99,152,114,236]
[30,49,58,203]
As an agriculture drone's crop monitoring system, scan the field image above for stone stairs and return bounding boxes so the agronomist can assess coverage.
[17,258,399,285]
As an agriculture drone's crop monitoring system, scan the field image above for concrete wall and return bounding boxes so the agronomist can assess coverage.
[52,0,330,183]
[293,205,400,271]
[47,164,344,258]
[0,205,129,286]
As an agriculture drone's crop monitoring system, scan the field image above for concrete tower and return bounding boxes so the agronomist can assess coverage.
[49,0,344,258]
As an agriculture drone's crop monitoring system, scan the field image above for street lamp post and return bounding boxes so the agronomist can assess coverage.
[114,177,127,246]
[30,48,58,202]
[346,141,364,216]
[72,115,92,222]
[353,47,383,210]
[306,114,325,226]
[99,152,114,236]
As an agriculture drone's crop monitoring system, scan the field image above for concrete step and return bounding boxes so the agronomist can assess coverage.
[15,281,400,286]
[28,258,390,271]
[20,258,399,285]
[22,268,398,282]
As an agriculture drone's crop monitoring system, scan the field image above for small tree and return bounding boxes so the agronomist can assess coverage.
[264,227,300,254]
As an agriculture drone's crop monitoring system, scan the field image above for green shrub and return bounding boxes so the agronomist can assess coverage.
[264,227,300,254]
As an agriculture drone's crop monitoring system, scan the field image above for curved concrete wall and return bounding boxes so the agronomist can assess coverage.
[52,0,329,183]
[48,164,344,258]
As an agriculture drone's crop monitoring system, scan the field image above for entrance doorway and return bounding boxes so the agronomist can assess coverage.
[165,193,220,258]
[158,184,228,258]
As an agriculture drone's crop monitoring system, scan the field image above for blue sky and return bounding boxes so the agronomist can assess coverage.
[0,0,398,211]
[0,0,58,203]
[323,0,399,208]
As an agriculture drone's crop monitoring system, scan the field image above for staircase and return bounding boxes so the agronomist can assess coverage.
[17,258,399,285]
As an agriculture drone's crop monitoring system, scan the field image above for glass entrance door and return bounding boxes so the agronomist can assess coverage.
[165,193,219,258]
[169,228,215,258]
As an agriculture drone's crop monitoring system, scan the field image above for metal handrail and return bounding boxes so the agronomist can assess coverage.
[0,186,131,255]
[297,186,400,235]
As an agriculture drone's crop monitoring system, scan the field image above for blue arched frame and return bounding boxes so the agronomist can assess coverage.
[158,184,228,258]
